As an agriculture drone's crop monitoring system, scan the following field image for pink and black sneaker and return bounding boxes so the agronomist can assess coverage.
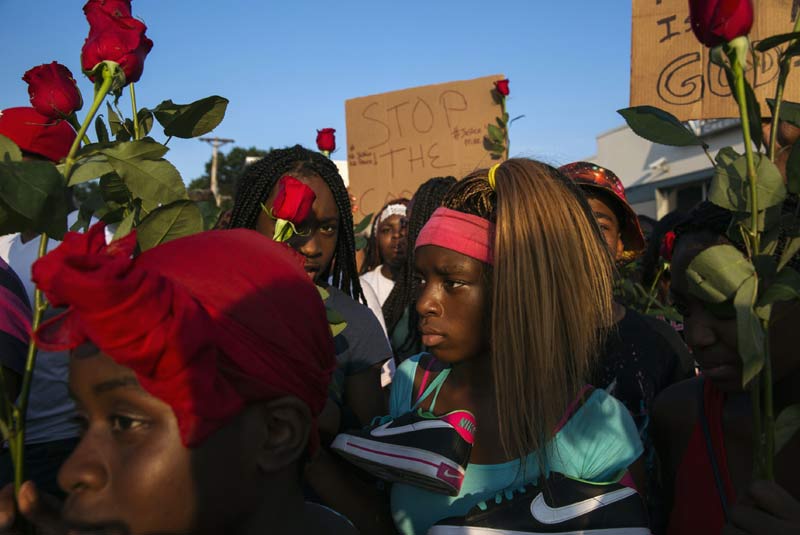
[331,408,477,496]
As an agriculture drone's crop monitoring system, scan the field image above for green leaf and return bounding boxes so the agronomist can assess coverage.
[353,213,373,234]
[0,135,22,162]
[136,200,203,251]
[686,244,755,304]
[487,124,505,144]
[99,172,130,204]
[759,267,800,306]
[785,40,800,57]
[72,186,104,232]
[483,137,505,153]
[153,96,229,139]
[776,404,800,454]
[754,32,800,52]
[788,137,800,195]
[66,154,114,186]
[734,275,765,387]
[778,237,800,272]
[724,69,763,148]
[617,106,705,147]
[766,99,800,128]
[99,139,186,204]
[715,147,740,168]
[107,103,122,136]
[95,116,109,144]
[496,116,507,128]
[355,235,367,250]
[112,210,136,241]
[0,160,69,239]
[708,154,786,212]
[137,108,154,137]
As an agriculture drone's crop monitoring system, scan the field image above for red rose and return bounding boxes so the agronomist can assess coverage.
[83,0,132,26]
[316,128,336,153]
[273,176,316,225]
[81,4,153,85]
[660,231,676,262]
[22,62,83,119]
[689,0,753,48]
[494,79,510,97]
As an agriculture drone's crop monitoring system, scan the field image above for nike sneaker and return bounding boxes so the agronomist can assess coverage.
[331,408,476,496]
[428,472,651,534]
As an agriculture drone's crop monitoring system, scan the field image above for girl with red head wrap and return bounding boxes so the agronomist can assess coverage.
[0,224,356,534]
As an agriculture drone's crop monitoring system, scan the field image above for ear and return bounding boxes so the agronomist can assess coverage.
[251,397,312,473]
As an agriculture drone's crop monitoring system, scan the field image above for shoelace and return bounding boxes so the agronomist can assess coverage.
[476,486,529,511]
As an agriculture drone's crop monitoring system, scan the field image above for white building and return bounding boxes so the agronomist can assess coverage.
[588,120,744,219]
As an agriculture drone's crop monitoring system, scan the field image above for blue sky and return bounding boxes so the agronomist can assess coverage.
[0,0,633,184]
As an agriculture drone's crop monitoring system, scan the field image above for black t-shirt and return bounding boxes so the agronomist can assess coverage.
[592,308,693,439]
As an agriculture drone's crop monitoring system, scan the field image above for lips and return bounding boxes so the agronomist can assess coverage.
[420,325,445,348]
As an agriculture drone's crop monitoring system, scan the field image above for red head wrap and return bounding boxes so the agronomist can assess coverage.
[416,207,495,264]
[32,224,335,451]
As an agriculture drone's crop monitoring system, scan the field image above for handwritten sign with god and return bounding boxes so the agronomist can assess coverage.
[631,0,800,121]
[345,75,502,218]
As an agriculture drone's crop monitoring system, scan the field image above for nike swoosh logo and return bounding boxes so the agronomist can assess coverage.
[530,487,636,524]
[370,419,452,437]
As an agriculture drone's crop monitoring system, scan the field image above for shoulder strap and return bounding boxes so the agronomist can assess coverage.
[411,355,450,412]
[698,376,730,521]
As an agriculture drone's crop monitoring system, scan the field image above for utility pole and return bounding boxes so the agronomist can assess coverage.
[199,137,234,206]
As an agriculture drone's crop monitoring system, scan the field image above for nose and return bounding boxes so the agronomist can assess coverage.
[294,230,323,259]
[416,281,442,318]
[58,433,109,497]
[683,308,717,352]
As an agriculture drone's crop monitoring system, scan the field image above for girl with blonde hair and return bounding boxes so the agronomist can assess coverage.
[332,159,649,535]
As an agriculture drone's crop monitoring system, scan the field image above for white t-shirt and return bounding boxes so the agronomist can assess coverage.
[360,265,395,306]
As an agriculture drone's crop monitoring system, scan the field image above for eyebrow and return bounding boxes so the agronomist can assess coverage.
[92,377,142,395]
[593,212,616,224]
[434,263,469,276]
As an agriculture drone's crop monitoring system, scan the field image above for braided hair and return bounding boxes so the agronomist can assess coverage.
[360,198,410,276]
[675,198,800,272]
[228,145,365,303]
[384,177,456,357]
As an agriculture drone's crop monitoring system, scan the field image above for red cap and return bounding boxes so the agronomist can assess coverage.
[0,107,76,162]
[558,161,645,253]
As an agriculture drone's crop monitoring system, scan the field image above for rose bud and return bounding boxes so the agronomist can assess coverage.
[22,62,83,119]
[273,176,316,225]
[316,128,336,153]
[660,231,676,262]
[494,79,510,97]
[83,0,132,27]
[689,0,754,48]
[81,9,153,85]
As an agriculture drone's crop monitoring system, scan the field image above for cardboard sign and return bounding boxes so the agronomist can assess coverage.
[346,75,503,218]
[631,0,800,121]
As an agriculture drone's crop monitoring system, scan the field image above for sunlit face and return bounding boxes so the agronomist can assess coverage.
[59,348,265,534]
[377,214,408,268]
[414,245,490,364]
[587,197,624,261]
[670,234,800,392]
[256,174,339,283]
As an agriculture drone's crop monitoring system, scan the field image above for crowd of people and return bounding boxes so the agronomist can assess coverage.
[0,105,797,535]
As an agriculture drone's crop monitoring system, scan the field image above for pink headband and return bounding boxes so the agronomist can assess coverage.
[416,207,495,264]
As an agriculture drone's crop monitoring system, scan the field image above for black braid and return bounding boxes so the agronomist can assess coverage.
[228,145,365,303]
[675,198,800,271]
[384,177,456,358]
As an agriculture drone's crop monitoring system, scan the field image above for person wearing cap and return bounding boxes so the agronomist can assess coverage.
[0,107,106,497]
[559,162,694,528]
[0,225,357,535]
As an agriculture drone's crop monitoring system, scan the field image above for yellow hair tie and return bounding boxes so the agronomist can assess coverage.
[487,163,501,190]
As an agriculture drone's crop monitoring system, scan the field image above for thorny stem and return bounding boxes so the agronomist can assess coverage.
[130,83,140,140]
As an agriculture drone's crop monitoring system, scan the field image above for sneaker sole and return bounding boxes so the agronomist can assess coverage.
[427,527,652,535]
[331,433,465,496]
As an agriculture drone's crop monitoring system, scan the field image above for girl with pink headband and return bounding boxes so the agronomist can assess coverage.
[331,159,649,534]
